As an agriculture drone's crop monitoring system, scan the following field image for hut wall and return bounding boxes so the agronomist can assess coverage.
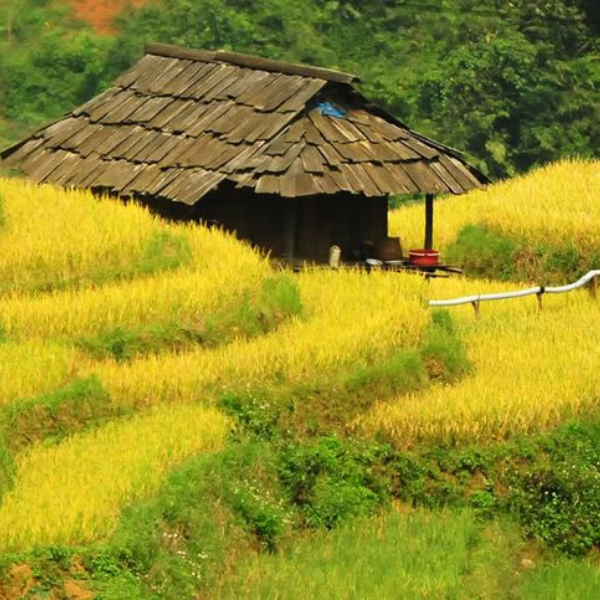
[296,196,333,259]
[192,188,388,262]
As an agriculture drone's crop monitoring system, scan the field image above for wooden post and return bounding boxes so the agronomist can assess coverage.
[536,290,544,313]
[589,275,598,300]
[424,193,434,250]
[471,300,480,320]
[283,200,298,263]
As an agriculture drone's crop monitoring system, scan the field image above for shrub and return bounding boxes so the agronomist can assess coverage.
[505,421,600,556]
[277,437,392,529]
[305,477,379,529]
[231,483,286,552]
[218,390,286,441]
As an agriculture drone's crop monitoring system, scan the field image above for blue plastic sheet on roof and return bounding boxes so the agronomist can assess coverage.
[317,101,346,118]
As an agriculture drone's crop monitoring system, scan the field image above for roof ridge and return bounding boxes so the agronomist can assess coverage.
[144,43,358,85]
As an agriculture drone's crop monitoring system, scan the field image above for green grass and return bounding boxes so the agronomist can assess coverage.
[217,510,600,599]
[446,224,600,284]
[216,510,521,599]
[446,224,519,281]
[1,376,126,454]
[77,321,207,362]
[521,561,600,600]
[0,432,14,501]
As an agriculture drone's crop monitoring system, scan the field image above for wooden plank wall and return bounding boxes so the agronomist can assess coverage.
[195,188,388,261]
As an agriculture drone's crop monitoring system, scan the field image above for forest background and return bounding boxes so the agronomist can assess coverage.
[0,0,598,179]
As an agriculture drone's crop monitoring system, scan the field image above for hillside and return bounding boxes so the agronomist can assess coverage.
[0,1,598,177]
[0,160,600,597]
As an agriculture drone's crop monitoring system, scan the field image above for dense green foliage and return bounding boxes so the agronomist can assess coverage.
[6,405,600,595]
[0,0,598,177]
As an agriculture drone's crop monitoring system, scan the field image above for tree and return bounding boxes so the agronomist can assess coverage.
[0,0,598,175]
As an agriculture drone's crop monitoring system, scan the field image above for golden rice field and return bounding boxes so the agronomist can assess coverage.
[0,178,163,292]
[389,159,600,254]
[0,342,78,406]
[0,404,228,550]
[0,176,267,296]
[359,276,600,446]
[0,262,268,341]
[94,270,428,408]
[0,159,599,553]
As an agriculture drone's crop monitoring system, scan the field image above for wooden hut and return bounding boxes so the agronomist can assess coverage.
[1,43,487,262]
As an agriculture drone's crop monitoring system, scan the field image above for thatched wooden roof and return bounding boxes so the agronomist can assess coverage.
[1,43,487,204]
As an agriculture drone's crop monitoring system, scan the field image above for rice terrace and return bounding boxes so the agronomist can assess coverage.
[0,1,599,598]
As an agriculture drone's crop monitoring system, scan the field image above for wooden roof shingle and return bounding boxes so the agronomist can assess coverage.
[1,43,488,203]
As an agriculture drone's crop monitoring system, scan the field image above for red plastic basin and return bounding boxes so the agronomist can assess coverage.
[409,249,440,267]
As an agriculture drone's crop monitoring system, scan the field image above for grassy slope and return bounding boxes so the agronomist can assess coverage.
[217,510,600,600]
[0,166,599,597]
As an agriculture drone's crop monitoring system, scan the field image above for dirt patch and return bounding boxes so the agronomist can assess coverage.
[0,557,98,599]
[0,564,36,599]
[71,0,148,34]
[63,579,95,599]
